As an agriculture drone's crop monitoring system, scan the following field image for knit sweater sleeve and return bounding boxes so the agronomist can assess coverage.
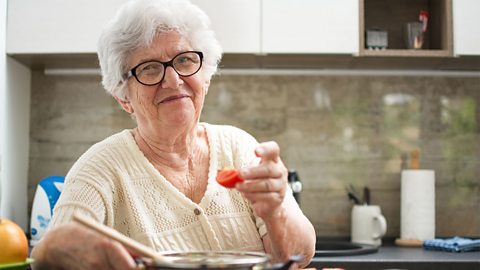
[48,135,121,229]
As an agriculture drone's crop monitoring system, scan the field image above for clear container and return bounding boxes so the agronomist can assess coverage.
[404,22,424,49]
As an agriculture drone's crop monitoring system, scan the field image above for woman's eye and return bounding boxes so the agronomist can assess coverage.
[176,56,191,64]
[139,63,162,74]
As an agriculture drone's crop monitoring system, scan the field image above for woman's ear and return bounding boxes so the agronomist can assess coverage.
[204,80,210,95]
[114,96,134,113]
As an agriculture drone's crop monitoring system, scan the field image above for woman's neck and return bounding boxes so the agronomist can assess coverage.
[133,124,203,170]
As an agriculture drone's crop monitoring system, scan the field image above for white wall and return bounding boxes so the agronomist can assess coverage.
[1,0,32,230]
[0,57,31,230]
[0,0,5,206]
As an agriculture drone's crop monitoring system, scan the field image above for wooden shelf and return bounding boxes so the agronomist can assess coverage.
[361,49,451,58]
[359,0,453,57]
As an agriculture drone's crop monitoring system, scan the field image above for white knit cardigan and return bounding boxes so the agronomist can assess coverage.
[48,123,292,253]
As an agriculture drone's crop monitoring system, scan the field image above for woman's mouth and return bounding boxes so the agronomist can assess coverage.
[160,94,190,103]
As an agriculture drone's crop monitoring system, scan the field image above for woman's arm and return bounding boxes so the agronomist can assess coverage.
[260,202,316,268]
[31,222,136,270]
[236,141,316,268]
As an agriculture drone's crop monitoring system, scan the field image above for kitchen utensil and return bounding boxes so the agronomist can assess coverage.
[363,186,370,205]
[138,252,302,270]
[72,213,173,265]
[399,170,435,244]
[346,184,361,205]
[73,213,303,270]
[395,238,423,247]
[410,150,420,169]
[351,205,387,247]
[348,192,361,205]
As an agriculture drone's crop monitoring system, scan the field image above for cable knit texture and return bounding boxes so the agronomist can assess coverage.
[48,123,278,252]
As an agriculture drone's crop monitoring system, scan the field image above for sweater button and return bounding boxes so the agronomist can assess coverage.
[194,208,201,215]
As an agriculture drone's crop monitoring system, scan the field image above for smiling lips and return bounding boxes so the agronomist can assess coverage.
[160,94,190,103]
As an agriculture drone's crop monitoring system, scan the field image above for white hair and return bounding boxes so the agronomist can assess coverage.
[97,0,223,99]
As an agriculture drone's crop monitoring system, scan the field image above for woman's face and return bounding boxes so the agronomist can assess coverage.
[119,31,210,132]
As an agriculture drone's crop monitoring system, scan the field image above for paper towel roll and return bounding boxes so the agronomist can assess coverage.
[401,170,435,241]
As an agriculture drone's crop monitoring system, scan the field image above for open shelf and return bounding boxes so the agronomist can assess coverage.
[359,0,453,57]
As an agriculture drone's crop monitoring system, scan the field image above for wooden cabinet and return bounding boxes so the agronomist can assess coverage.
[452,0,480,56]
[359,0,453,57]
[262,0,359,54]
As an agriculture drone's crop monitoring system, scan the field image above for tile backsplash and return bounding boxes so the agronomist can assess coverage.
[29,71,480,237]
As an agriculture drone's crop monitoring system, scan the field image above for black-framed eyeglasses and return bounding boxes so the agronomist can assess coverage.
[125,51,203,86]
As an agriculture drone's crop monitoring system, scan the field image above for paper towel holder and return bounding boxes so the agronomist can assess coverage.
[396,169,436,247]
[395,238,423,247]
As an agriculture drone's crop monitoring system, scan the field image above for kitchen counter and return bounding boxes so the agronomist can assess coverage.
[308,244,480,270]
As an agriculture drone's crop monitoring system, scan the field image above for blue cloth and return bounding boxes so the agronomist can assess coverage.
[424,237,480,252]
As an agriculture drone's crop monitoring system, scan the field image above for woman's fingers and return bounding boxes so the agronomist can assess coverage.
[236,178,285,195]
[236,141,290,219]
[240,162,282,180]
[105,241,138,270]
[241,187,285,203]
[255,141,280,162]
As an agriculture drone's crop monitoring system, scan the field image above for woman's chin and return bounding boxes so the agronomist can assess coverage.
[161,109,196,126]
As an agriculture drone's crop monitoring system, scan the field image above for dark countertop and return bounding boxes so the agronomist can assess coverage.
[309,244,480,270]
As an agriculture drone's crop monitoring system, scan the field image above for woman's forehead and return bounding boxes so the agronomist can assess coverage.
[130,31,192,64]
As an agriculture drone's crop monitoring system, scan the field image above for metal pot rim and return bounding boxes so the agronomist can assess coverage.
[144,251,271,269]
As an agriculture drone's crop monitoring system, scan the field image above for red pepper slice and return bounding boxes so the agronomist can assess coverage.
[216,169,244,188]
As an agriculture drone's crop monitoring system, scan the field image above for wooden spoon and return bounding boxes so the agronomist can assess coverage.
[72,213,173,265]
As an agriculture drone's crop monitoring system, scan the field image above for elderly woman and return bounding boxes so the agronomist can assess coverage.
[31,0,315,269]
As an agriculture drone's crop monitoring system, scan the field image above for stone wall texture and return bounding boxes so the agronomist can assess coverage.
[29,71,480,238]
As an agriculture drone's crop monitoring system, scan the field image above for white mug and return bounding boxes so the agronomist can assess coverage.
[351,205,387,246]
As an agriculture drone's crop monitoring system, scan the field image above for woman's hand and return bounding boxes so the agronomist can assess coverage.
[32,222,137,270]
[236,141,289,220]
[237,141,316,268]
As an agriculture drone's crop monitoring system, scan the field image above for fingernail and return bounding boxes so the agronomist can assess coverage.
[235,182,244,190]
[255,147,264,156]
[239,168,247,178]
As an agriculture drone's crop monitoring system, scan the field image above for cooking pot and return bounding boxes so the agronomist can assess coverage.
[137,251,302,270]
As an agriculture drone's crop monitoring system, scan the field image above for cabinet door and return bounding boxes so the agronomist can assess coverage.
[7,0,127,54]
[262,0,359,54]
[453,0,480,56]
[7,0,260,54]
[191,0,261,53]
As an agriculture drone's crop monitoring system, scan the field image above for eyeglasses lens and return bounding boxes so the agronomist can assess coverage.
[134,51,202,85]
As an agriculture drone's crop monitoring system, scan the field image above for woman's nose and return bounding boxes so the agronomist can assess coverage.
[161,66,182,88]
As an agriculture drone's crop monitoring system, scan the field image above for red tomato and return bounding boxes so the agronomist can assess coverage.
[216,169,244,188]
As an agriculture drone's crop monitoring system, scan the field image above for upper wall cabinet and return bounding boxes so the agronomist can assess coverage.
[6,0,260,55]
[7,0,125,54]
[359,0,453,57]
[7,0,479,58]
[262,0,359,54]
[6,0,355,55]
[7,0,127,54]
[191,0,261,53]
[452,0,480,56]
